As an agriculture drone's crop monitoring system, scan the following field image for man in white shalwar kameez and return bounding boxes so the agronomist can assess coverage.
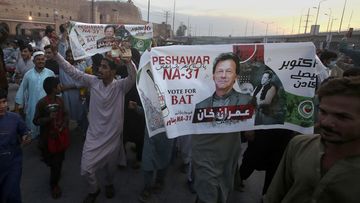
[52,44,136,203]
[14,51,55,138]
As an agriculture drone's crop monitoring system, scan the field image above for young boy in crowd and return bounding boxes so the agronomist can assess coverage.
[33,77,69,199]
[0,88,31,203]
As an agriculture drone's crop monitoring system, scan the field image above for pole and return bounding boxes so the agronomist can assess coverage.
[262,21,273,43]
[326,9,331,32]
[330,18,337,32]
[339,0,347,32]
[304,8,310,34]
[315,0,327,26]
[147,0,150,22]
[251,21,254,36]
[244,20,248,36]
[298,14,302,34]
[172,0,176,35]
[347,10,353,29]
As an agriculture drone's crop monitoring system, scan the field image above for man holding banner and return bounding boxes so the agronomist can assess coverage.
[51,40,136,202]
[191,53,253,203]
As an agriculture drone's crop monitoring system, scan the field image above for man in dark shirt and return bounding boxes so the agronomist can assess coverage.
[44,45,59,76]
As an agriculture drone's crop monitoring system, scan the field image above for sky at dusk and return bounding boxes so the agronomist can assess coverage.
[126,0,360,36]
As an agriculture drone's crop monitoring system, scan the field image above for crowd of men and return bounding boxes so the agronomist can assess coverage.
[1,21,360,203]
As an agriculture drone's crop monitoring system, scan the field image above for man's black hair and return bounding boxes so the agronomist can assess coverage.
[212,52,240,75]
[59,24,66,34]
[44,44,52,50]
[263,70,273,79]
[102,58,118,71]
[92,53,103,66]
[0,88,7,100]
[43,77,60,95]
[20,44,33,52]
[319,50,337,63]
[45,26,55,35]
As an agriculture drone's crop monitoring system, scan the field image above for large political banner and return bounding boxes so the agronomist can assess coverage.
[137,43,324,138]
[68,21,153,60]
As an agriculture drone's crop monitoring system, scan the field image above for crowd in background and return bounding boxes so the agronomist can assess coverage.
[1,21,360,203]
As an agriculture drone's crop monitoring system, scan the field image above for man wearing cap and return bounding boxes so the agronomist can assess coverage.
[14,51,55,139]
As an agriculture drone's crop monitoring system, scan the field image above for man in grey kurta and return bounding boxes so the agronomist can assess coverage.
[265,76,360,203]
[53,48,136,202]
[192,53,253,203]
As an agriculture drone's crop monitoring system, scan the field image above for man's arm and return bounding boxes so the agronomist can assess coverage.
[54,53,94,87]
[121,59,136,94]
[15,113,31,144]
[50,40,94,87]
[14,73,29,111]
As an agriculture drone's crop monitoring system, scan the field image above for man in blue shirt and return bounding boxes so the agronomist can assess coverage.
[0,88,31,203]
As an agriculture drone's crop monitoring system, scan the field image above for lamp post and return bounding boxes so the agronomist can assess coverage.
[172,0,176,36]
[330,17,338,33]
[324,9,332,32]
[339,0,347,32]
[147,0,150,23]
[261,21,273,43]
[54,10,59,32]
[314,0,327,26]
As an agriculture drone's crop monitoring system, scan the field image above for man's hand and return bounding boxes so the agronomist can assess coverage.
[21,134,32,146]
[128,101,138,110]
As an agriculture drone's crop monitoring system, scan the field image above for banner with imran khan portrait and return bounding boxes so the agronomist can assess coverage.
[137,42,326,138]
[68,21,153,60]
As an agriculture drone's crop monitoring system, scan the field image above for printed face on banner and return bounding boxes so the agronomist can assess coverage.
[213,59,237,96]
[261,73,271,85]
[104,26,115,38]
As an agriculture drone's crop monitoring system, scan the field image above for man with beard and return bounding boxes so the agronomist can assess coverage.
[265,76,360,203]
[14,51,55,139]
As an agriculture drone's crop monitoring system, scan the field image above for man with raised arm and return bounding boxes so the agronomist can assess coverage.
[51,40,136,203]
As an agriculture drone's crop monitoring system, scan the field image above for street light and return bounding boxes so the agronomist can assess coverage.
[261,21,273,43]
[339,0,347,32]
[147,0,150,23]
[324,8,332,32]
[314,0,327,26]
[28,16,32,21]
[330,18,338,33]
[54,10,59,32]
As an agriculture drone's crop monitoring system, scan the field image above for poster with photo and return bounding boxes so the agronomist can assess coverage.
[68,21,153,60]
[137,43,324,138]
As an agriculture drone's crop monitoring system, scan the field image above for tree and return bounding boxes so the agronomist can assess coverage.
[176,23,187,37]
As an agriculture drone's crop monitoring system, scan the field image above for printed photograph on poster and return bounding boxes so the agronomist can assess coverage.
[234,44,286,125]
[192,52,255,124]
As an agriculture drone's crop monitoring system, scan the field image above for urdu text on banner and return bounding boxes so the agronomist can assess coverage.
[137,43,322,138]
